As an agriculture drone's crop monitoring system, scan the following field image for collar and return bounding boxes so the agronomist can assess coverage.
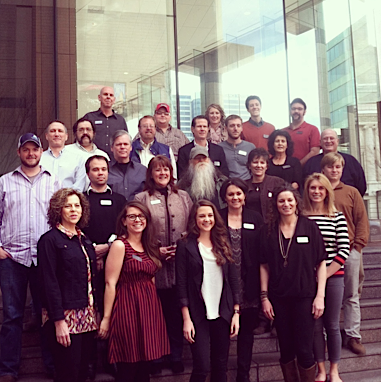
[334,181,345,190]
[12,165,49,179]
[75,141,98,152]
[156,125,172,133]
[288,121,306,131]
[140,139,154,150]
[97,108,117,118]
[87,184,112,194]
[248,118,264,127]
[47,146,65,157]
[193,140,209,149]
[56,223,83,239]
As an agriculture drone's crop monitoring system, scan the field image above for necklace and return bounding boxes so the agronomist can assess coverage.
[278,219,297,267]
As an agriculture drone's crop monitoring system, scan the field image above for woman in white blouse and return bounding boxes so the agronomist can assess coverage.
[175,199,240,382]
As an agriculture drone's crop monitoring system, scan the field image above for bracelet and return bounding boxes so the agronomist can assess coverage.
[234,309,241,315]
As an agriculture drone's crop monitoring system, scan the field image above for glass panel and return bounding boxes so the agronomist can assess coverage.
[76,0,176,139]
[176,0,288,132]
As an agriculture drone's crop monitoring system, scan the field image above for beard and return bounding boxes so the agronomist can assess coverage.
[188,161,217,201]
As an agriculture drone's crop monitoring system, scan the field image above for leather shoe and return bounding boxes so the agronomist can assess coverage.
[347,337,366,355]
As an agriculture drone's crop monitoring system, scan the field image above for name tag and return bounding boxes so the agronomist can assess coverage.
[282,165,291,169]
[132,254,143,262]
[95,120,103,125]
[238,150,247,156]
[263,134,269,138]
[268,192,272,197]
[297,236,309,244]
[296,131,303,134]
[214,161,221,166]
[151,199,161,205]
[100,199,112,206]
[243,223,255,230]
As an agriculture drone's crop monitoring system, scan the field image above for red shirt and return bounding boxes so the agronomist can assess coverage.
[242,120,275,149]
[283,121,320,161]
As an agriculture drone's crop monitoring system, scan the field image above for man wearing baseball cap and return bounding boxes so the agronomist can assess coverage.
[177,145,227,209]
[152,103,189,160]
[0,133,61,382]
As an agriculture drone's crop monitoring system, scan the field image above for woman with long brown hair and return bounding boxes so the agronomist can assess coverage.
[175,199,240,382]
[259,185,327,382]
[99,200,169,382]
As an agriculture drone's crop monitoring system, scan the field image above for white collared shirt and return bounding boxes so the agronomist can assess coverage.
[40,147,87,191]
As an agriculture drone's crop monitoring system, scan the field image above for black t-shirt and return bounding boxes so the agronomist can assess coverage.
[266,156,302,189]
[259,216,327,298]
[83,189,126,245]
[245,182,262,216]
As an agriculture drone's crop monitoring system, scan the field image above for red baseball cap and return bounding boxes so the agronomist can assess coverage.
[155,103,170,113]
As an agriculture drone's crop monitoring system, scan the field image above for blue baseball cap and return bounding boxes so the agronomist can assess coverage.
[18,133,42,149]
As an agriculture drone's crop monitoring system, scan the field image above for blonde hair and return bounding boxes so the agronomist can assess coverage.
[320,152,345,169]
[303,173,337,217]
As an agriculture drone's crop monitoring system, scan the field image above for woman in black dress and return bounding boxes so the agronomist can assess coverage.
[266,130,302,190]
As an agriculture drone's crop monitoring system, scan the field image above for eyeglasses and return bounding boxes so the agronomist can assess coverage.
[291,107,304,112]
[125,214,146,221]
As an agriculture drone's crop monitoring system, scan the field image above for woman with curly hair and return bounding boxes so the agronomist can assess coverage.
[266,130,302,190]
[205,104,227,143]
[37,188,97,382]
[259,184,327,382]
[175,199,240,382]
[99,200,169,382]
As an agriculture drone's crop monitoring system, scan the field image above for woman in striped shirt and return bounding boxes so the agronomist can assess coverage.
[304,173,350,382]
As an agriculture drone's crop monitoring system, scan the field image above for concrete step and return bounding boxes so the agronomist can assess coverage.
[364,264,381,281]
[360,299,381,320]
[362,249,381,265]
[361,280,381,299]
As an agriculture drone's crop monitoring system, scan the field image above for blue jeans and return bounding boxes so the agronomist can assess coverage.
[0,258,52,377]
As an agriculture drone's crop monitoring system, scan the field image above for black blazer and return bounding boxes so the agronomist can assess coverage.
[177,141,230,179]
[37,227,99,322]
[219,207,264,302]
[175,235,240,325]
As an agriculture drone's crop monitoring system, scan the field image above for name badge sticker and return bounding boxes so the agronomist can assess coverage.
[214,161,221,167]
[243,223,255,230]
[297,236,309,244]
[132,254,143,262]
[296,131,303,134]
[151,199,161,205]
[238,150,247,156]
[282,165,291,169]
[268,192,272,198]
[95,120,103,125]
[100,199,112,206]
[263,134,269,138]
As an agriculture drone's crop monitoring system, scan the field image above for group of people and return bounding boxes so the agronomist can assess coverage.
[0,88,370,382]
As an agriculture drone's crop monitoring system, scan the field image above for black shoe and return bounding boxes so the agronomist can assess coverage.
[171,361,184,374]
[150,363,163,376]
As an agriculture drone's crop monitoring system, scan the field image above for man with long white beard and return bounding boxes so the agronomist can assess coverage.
[178,146,227,209]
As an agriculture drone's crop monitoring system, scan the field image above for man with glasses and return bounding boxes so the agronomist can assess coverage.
[153,103,189,160]
[303,129,366,196]
[65,117,110,161]
[130,115,177,179]
[283,98,320,166]
[83,86,128,158]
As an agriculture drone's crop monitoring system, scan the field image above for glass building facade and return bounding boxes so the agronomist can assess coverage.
[1,0,381,218]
